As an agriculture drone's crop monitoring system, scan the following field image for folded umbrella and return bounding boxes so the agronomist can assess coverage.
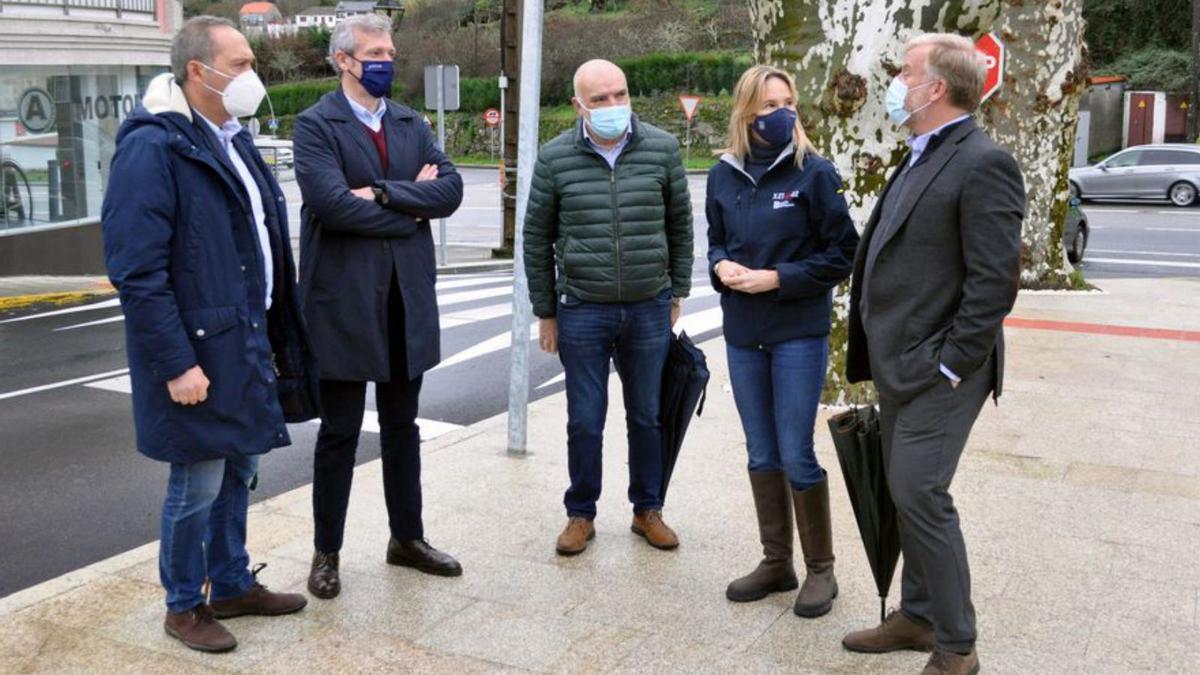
[829,405,901,622]
[659,331,710,503]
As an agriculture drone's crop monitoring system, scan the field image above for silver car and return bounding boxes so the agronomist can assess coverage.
[1069,144,1200,207]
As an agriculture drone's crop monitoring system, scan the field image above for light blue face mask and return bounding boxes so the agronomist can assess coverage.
[885,76,934,126]
[581,102,632,140]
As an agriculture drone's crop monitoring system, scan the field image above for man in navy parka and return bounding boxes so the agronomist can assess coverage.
[101,17,318,653]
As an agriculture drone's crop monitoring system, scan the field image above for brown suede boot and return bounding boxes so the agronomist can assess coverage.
[555,517,595,556]
[922,649,980,675]
[792,475,838,618]
[842,610,936,653]
[211,564,307,619]
[631,510,679,550]
[726,470,799,602]
[164,604,237,653]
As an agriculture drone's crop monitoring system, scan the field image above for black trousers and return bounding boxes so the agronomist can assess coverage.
[312,280,424,553]
[878,357,992,654]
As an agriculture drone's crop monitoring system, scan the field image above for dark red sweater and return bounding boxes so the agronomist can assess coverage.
[362,120,388,172]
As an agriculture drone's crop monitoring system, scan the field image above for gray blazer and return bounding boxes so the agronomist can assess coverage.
[847,118,1025,403]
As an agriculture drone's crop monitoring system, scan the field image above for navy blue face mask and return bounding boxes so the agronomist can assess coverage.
[346,54,394,99]
[751,107,797,147]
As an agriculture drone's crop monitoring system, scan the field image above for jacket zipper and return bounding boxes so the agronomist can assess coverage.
[611,168,621,302]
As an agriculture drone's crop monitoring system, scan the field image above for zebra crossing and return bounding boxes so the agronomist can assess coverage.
[0,268,727,436]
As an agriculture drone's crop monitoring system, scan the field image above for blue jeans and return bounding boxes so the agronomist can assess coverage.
[727,336,828,491]
[557,289,672,519]
[159,455,258,613]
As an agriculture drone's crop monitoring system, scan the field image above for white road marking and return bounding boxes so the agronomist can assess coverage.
[1145,228,1200,233]
[0,298,121,325]
[0,368,130,401]
[1088,249,1200,258]
[54,315,126,332]
[432,323,538,372]
[1086,257,1200,269]
[437,285,515,306]
[81,374,464,441]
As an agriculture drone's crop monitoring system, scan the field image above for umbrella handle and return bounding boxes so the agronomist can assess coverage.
[880,596,886,624]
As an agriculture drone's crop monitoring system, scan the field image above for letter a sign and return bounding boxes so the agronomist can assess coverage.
[975,33,1005,103]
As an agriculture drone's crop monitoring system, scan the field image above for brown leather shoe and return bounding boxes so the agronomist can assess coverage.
[307,551,340,599]
[555,517,595,556]
[211,564,307,619]
[631,510,679,550]
[842,610,936,654]
[922,649,980,675]
[164,604,237,653]
[386,538,463,577]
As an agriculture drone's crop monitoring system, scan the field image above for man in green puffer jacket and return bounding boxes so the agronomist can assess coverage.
[523,59,694,558]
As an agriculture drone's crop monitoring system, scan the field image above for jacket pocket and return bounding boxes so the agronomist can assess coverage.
[180,306,239,341]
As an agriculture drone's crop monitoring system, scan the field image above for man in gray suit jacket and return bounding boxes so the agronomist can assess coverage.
[842,34,1025,675]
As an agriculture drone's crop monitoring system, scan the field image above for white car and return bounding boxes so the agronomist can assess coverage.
[1069,144,1200,207]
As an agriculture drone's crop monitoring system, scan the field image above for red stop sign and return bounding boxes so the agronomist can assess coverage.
[976,33,1005,103]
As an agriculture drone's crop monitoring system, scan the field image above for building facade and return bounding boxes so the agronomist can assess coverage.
[295,6,336,30]
[0,0,182,275]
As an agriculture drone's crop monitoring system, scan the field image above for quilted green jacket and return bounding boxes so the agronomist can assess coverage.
[523,117,694,318]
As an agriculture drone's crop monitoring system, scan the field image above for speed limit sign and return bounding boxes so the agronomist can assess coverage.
[483,108,501,127]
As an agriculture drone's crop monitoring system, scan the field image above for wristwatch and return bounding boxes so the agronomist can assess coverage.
[372,186,389,206]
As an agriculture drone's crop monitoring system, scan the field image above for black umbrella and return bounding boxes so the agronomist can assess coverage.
[659,331,710,502]
[829,405,901,622]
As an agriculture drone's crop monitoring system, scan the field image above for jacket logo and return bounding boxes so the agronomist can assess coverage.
[772,190,800,210]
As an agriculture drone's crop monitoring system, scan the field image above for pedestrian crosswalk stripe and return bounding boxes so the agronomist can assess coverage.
[81,374,464,441]
[0,297,121,325]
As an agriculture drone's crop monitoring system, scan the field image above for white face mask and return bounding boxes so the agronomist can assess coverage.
[199,63,267,118]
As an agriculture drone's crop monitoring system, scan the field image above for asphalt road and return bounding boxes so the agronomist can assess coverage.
[1,170,1196,599]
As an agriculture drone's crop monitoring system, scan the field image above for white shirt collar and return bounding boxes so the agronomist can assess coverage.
[345,92,387,129]
[907,113,971,165]
[583,122,632,149]
[194,110,243,145]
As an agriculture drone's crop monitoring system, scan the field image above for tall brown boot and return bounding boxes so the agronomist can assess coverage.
[793,474,837,618]
[726,470,799,602]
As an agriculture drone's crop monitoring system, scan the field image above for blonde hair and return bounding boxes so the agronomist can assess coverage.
[721,65,817,168]
[904,33,987,112]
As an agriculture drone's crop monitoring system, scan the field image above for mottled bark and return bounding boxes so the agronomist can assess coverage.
[750,0,1086,403]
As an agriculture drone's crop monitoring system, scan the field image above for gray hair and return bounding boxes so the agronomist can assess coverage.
[171,16,237,85]
[329,14,393,65]
[904,33,987,113]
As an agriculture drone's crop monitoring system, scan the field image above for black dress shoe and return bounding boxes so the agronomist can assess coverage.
[307,551,340,599]
[386,538,463,577]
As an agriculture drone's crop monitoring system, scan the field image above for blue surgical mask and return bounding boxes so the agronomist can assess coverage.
[751,108,797,147]
[346,54,394,99]
[885,76,934,126]
[581,103,632,140]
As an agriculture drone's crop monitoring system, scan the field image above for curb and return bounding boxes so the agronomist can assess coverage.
[0,290,114,315]
[437,259,514,275]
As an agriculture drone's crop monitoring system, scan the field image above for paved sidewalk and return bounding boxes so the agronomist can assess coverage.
[1,276,1197,674]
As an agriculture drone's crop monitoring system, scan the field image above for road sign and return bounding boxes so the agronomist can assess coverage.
[975,33,1005,103]
[424,64,461,112]
[678,95,702,122]
[483,108,501,127]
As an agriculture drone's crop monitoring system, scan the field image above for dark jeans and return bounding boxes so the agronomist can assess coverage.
[879,356,992,653]
[556,289,672,520]
[726,336,828,491]
[159,455,257,613]
[312,280,424,553]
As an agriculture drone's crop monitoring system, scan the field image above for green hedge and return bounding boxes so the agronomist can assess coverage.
[266,79,340,117]
[1096,47,1192,93]
[617,51,754,97]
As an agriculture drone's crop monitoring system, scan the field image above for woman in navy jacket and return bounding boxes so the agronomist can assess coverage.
[708,65,859,618]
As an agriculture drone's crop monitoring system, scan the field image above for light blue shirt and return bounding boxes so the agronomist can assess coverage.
[584,124,632,169]
[906,113,971,385]
[195,111,273,311]
[907,114,971,169]
[346,94,387,132]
